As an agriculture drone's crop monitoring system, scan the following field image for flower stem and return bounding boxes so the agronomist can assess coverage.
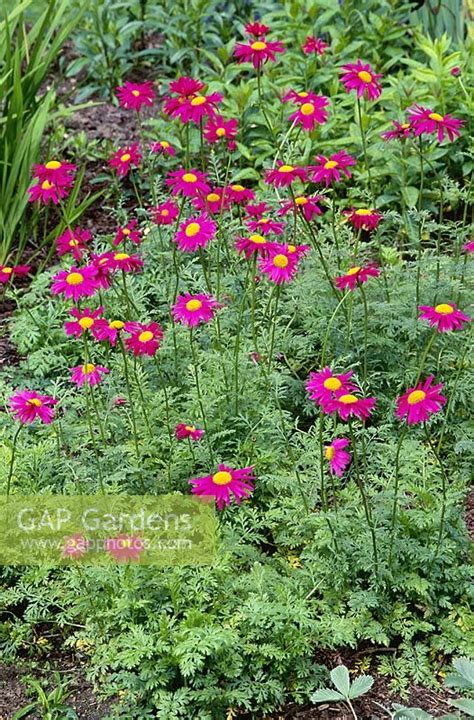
[267,284,281,372]
[388,427,407,565]
[424,425,449,565]
[190,328,214,464]
[359,284,369,386]
[6,425,22,497]
[356,96,374,204]
[119,337,141,467]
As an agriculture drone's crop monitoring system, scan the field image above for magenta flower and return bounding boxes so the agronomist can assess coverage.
[70,363,109,387]
[302,36,328,56]
[234,39,285,69]
[408,105,463,143]
[32,160,76,184]
[381,120,413,142]
[335,265,380,291]
[418,303,470,333]
[282,89,321,105]
[193,189,229,215]
[345,208,383,232]
[244,21,269,37]
[106,252,144,274]
[116,80,155,111]
[166,168,210,198]
[265,162,308,187]
[288,96,329,131]
[174,92,223,125]
[28,177,73,205]
[175,423,204,441]
[172,293,220,327]
[464,241,474,254]
[235,233,270,259]
[51,265,100,301]
[150,139,176,156]
[306,367,357,407]
[56,227,92,260]
[188,464,255,509]
[279,195,323,222]
[340,60,382,100]
[204,116,238,145]
[396,376,446,425]
[105,534,145,563]
[0,264,30,285]
[124,321,163,356]
[175,215,216,252]
[64,306,104,339]
[324,392,376,421]
[258,246,302,284]
[227,184,255,205]
[326,438,351,477]
[9,390,57,425]
[109,143,142,177]
[93,319,125,347]
[152,200,179,225]
[113,220,142,247]
[244,204,285,236]
[310,151,356,186]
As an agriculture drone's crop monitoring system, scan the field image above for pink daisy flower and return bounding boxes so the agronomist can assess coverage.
[70,363,109,387]
[106,251,144,273]
[265,162,308,187]
[418,303,470,332]
[381,120,413,141]
[151,200,179,225]
[113,220,142,246]
[227,184,255,205]
[464,241,474,254]
[324,392,376,421]
[109,143,142,177]
[244,204,285,236]
[235,233,270,259]
[167,168,210,198]
[245,21,269,37]
[51,265,100,301]
[116,80,155,111]
[310,151,356,186]
[169,76,205,97]
[150,139,176,156]
[124,321,164,356]
[335,264,380,291]
[9,390,57,425]
[279,195,323,222]
[306,367,357,406]
[93,318,125,347]
[172,293,220,327]
[64,306,104,339]
[32,160,76,184]
[105,534,145,563]
[282,89,321,105]
[340,60,382,100]
[175,423,204,441]
[204,116,238,145]
[258,247,301,284]
[56,227,91,260]
[188,463,255,509]
[345,208,383,232]
[407,105,463,143]
[325,438,351,477]
[234,38,285,69]
[302,36,328,55]
[89,254,113,290]
[193,189,229,215]
[288,96,329,131]
[173,92,223,125]
[175,215,216,252]
[396,376,446,425]
[0,264,30,284]
[28,177,73,205]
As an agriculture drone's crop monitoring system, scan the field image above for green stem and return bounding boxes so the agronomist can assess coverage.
[119,338,141,467]
[190,328,214,464]
[425,425,449,565]
[356,96,374,204]
[359,284,369,386]
[388,427,407,565]
[6,425,22,497]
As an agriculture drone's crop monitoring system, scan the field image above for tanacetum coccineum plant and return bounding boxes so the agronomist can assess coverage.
[0,8,472,719]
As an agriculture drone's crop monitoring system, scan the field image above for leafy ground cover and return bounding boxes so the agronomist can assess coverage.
[0,1,473,718]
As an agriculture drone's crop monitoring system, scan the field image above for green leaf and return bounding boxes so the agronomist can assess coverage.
[348,674,374,699]
[402,186,419,209]
[450,698,474,716]
[330,665,351,696]
[311,688,346,703]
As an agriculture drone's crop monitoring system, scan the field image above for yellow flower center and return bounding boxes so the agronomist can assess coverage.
[298,91,309,97]
[160,140,170,148]
[161,209,169,216]
[212,470,233,485]
[354,208,372,216]
[273,254,289,268]
[278,165,294,173]
[109,320,124,329]
[2,266,13,274]
[300,102,315,116]
[66,272,84,285]
[435,303,454,315]
[287,244,297,253]
[324,160,338,169]
[138,331,154,342]
[120,153,131,162]
[346,266,361,276]
[131,90,140,97]
[78,317,94,330]
[122,228,131,235]
[183,172,197,183]
[338,394,358,404]
[185,299,203,311]
[216,127,226,137]
[191,96,206,106]
[401,123,410,129]
[207,193,220,202]
[251,41,267,51]
[41,180,54,190]
[28,398,43,407]
[69,239,79,247]
[185,222,201,237]
[295,196,307,205]
[82,363,95,374]
[323,377,342,391]
[114,253,129,260]
[185,425,196,432]
[231,184,244,191]
[249,234,266,244]
[325,446,335,460]
[358,70,372,83]
[259,218,269,224]
[45,160,62,170]
[407,390,426,405]
[428,112,444,122]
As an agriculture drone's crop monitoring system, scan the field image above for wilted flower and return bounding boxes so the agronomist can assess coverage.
[0,264,30,284]
[302,36,328,55]
[381,120,413,142]
[56,227,92,260]
[113,220,142,246]
[175,423,204,441]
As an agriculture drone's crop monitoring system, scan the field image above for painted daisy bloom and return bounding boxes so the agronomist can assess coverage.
[167,168,210,198]
[306,367,357,406]
[105,534,145,563]
[326,438,351,477]
[32,160,76,184]
[64,306,104,339]
[116,80,155,111]
[245,21,269,37]
[89,254,113,290]
[189,463,255,510]
[282,89,321,105]
[175,215,216,252]
[9,390,57,425]
[407,105,463,143]
[335,264,380,291]
[70,363,109,387]
[227,183,255,205]
[288,96,329,131]
[324,392,376,421]
[93,318,125,347]
[124,321,164,356]
[174,92,223,125]
[279,195,323,222]
[193,188,229,215]
[172,293,220,327]
[258,247,301,284]
[340,60,382,100]
[310,151,356,186]
[464,241,474,254]
[418,303,470,332]
[107,252,144,274]
[113,220,142,246]
[302,35,328,55]
[235,233,270,259]
[150,139,176,156]
[28,176,73,204]
[163,77,205,117]
[345,207,383,232]
[396,376,446,425]
[204,116,238,145]
[109,143,142,177]
[175,423,204,441]
[381,120,413,142]
[0,264,30,284]
[244,203,285,236]
[51,265,99,301]
[234,38,285,69]
[56,227,91,260]
[152,200,179,225]
[265,162,308,188]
